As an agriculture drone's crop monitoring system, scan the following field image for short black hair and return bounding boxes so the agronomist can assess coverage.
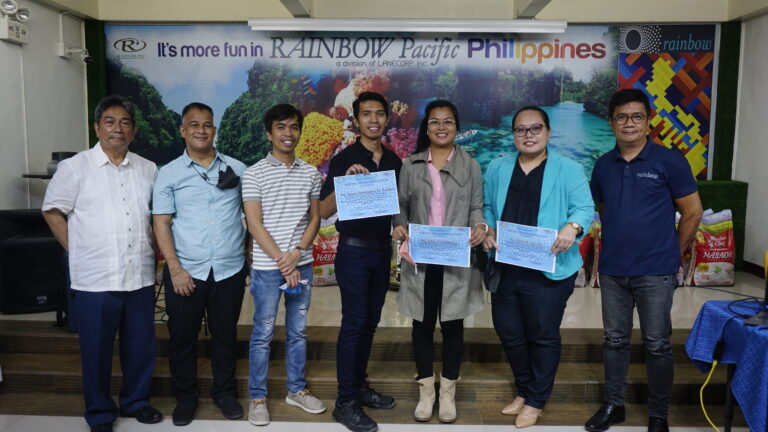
[415,99,461,154]
[182,102,214,119]
[608,88,651,119]
[352,92,389,120]
[512,105,551,130]
[94,94,135,125]
[263,104,303,132]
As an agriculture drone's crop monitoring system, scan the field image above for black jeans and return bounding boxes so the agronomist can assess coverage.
[164,266,246,401]
[334,243,392,403]
[491,266,575,409]
[600,274,676,418]
[412,265,464,381]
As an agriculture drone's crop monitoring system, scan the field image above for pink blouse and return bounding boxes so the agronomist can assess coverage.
[427,147,455,226]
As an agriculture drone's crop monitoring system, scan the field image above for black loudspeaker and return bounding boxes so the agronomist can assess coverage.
[0,209,65,314]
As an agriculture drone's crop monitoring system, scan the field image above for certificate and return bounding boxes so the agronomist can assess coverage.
[334,170,400,221]
[409,223,471,268]
[496,221,557,272]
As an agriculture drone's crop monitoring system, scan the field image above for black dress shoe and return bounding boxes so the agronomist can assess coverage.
[214,395,244,420]
[585,403,625,432]
[172,400,197,426]
[123,405,163,424]
[90,423,113,432]
[648,416,669,432]
[333,400,378,432]
[356,386,395,409]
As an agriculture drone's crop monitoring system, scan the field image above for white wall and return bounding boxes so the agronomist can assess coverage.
[0,0,88,209]
[734,11,768,265]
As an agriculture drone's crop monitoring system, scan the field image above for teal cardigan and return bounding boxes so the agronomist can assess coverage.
[483,149,595,280]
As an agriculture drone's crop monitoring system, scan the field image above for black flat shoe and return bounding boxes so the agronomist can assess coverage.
[172,400,197,426]
[357,386,395,410]
[90,423,113,432]
[123,405,162,424]
[648,416,669,432]
[333,400,377,432]
[585,403,625,432]
[214,395,243,420]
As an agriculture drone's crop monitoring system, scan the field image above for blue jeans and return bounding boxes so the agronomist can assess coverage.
[248,264,313,399]
[600,274,676,418]
[334,243,391,403]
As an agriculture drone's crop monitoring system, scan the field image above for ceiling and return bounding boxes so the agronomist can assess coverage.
[37,0,768,22]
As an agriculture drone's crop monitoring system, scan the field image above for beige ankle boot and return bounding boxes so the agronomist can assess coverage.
[438,375,458,423]
[414,374,436,421]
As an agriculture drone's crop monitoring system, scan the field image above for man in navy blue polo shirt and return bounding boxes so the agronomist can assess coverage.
[585,89,703,432]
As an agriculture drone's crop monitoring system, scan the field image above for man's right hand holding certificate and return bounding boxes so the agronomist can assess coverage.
[334,169,400,221]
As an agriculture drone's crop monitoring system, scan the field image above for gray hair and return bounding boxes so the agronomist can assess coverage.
[94,94,136,125]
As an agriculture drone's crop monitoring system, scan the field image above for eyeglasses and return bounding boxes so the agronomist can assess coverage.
[512,123,544,137]
[427,119,456,128]
[612,113,647,124]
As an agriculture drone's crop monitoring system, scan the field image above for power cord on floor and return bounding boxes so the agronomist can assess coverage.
[693,285,760,299]
[700,340,725,432]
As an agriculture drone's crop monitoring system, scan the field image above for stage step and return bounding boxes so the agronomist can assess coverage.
[0,321,747,427]
[0,352,731,406]
[0,321,728,405]
[0,321,695,363]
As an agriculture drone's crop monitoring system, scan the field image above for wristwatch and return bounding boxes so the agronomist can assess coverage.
[567,222,581,232]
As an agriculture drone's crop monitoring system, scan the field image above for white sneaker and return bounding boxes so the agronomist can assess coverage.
[248,398,270,426]
[285,388,327,414]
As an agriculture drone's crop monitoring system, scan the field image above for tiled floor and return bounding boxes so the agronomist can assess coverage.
[2,272,764,330]
[0,415,750,432]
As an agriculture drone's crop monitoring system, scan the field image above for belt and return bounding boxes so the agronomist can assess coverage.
[338,235,391,251]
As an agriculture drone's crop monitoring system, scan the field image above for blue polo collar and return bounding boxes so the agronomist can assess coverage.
[611,136,654,162]
[182,149,225,168]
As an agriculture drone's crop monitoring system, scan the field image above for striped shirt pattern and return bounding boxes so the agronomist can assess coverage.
[242,153,321,270]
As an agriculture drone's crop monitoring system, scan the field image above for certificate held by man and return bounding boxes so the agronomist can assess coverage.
[408,223,471,268]
[334,170,400,221]
[496,221,557,273]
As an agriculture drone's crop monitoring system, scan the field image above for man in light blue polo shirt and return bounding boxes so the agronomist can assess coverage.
[153,102,247,426]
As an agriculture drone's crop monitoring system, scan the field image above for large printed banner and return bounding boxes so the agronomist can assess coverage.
[617,25,716,179]
[105,24,715,179]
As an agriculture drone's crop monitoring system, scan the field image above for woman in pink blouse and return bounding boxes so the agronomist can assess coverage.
[392,100,487,424]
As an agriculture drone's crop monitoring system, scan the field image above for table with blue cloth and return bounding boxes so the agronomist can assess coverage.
[685,299,768,432]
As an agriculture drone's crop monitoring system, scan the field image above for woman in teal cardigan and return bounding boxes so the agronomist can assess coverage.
[483,106,594,428]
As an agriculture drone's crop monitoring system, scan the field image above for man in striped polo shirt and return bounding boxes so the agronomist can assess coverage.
[242,104,324,426]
